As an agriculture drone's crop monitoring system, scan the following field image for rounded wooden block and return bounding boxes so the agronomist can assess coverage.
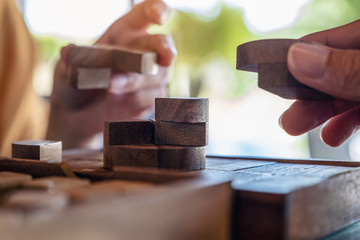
[155,97,209,123]
[23,176,90,191]
[0,172,32,190]
[236,39,313,72]
[258,63,334,100]
[104,144,206,171]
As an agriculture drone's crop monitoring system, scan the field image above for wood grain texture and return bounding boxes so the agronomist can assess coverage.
[0,172,32,191]
[23,176,90,191]
[155,97,209,123]
[12,140,62,163]
[236,39,334,100]
[69,45,158,74]
[104,144,206,171]
[154,121,208,146]
[68,66,111,89]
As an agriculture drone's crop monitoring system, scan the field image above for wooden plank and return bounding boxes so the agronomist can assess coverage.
[154,121,208,146]
[155,97,209,123]
[69,45,158,75]
[1,178,232,240]
[205,158,275,171]
[68,66,111,89]
[23,176,90,191]
[0,172,32,191]
[236,39,333,100]
[12,140,62,163]
[104,144,206,171]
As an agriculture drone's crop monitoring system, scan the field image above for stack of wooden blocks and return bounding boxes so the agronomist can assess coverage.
[103,97,209,171]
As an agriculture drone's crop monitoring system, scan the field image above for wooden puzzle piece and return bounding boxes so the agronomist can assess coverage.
[0,172,32,191]
[23,176,90,191]
[4,190,69,213]
[104,144,206,171]
[12,140,62,163]
[69,44,158,75]
[236,39,334,100]
[155,97,209,123]
[67,180,154,203]
[154,121,208,146]
[68,66,111,89]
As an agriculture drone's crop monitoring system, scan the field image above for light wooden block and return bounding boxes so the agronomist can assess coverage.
[12,140,62,163]
[23,176,90,191]
[0,172,32,190]
[69,45,158,75]
[104,144,206,171]
[155,97,209,123]
[68,66,111,89]
[155,121,208,146]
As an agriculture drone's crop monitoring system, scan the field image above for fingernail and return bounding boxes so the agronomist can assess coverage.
[288,43,330,78]
[278,113,284,129]
[151,3,168,24]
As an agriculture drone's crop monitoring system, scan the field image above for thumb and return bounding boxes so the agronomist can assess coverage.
[287,43,360,101]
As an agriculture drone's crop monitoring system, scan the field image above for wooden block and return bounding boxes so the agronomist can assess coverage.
[0,172,32,191]
[67,180,154,203]
[69,45,158,74]
[4,190,69,213]
[68,66,111,89]
[154,121,208,146]
[236,39,334,100]
[23,176,90,191]
[12,140,62,163]
[104,120,154,146]
[104,144,206,171]
[155,97,209,123]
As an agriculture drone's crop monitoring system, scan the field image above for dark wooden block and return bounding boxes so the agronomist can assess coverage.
[104,120,154,146]
[236,39,334,100]
[155,98,209,123]
[68,66,111,89]
[12,140,62,163]
[69,45,158,75]
[154,121,208,146]
[104,144,206,171]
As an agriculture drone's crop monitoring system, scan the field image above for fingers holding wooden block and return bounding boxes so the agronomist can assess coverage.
[236,39,334,100]
[155,121,208,146]
[68,67,111,90]
[69,45,158,75]
[155,98,209,123]
[104,144,205,171]
[12,140,62,163]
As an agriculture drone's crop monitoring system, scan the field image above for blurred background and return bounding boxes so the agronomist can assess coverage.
[19,0,360,160]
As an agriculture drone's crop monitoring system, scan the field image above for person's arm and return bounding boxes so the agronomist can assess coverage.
[47,0,176,149]
[279,20,360,146]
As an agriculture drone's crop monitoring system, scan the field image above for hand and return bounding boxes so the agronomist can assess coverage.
[47,0,176,149]
[279,20,360,147]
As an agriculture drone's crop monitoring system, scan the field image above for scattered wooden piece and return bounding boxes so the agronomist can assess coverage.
[4,190,69,213]
[23,176,90,191]
[104,144,206,171]
[154,121,208,146]
[67,180,154,203]
[69,45,158,75]
[68,66,111,89]
[155,98,209,123]
[236,39,334,100]
[12,140,62,163]
[0,172,32,191]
